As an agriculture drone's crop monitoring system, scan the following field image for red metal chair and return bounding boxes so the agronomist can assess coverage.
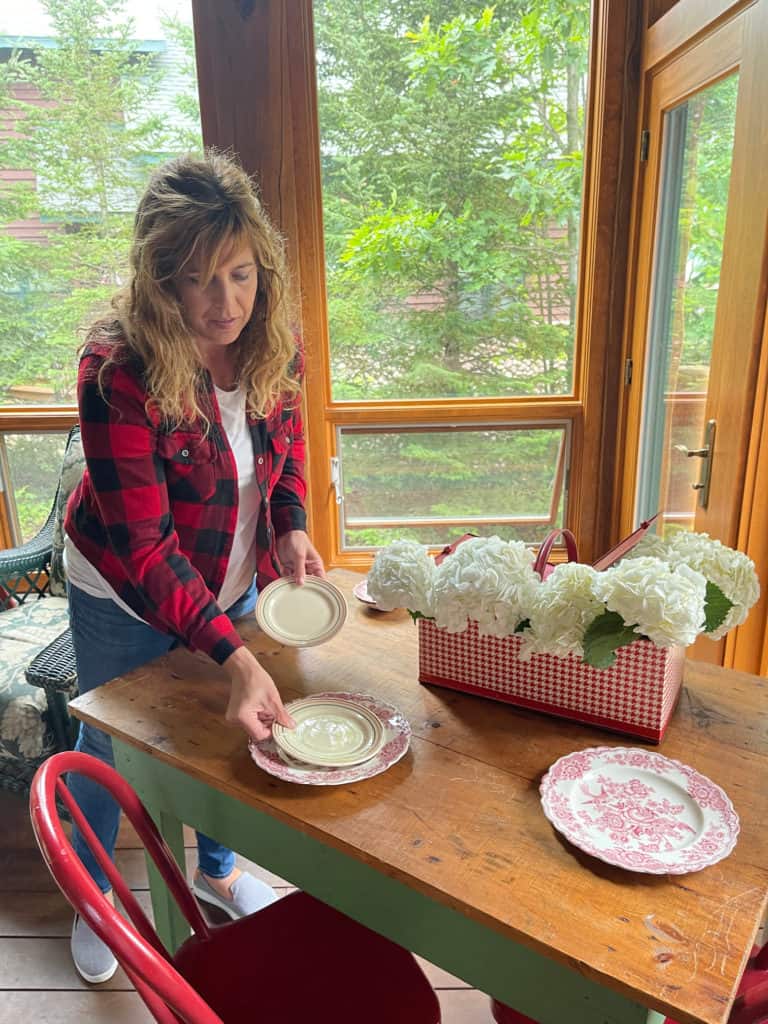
[30,751,441,1024]
[490,943,768,1024]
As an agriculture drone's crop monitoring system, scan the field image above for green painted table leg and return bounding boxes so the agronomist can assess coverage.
[113,741,190,953]
[115,745,673,1024]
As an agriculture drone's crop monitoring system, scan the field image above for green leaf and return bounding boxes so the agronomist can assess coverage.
[582,611,639,669]
[703,580,733,633]
[408,609,434,624]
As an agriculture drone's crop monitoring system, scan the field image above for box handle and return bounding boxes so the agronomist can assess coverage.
[533,528,579,578]
[434,533,477,565]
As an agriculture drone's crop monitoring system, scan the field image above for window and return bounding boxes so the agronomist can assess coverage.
[186,0,642,568]
[316,3,590,403]
[337,423,569,548]
[310,0,597,560]
[0,0,202,539]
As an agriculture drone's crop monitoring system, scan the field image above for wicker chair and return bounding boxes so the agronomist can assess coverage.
[0,426,82,794]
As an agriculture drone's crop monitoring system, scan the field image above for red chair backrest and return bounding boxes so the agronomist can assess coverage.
[730,977,768,1024]
[30,751,222,1024]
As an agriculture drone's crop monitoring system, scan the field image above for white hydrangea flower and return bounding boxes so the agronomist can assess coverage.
[519,562,604,660]
[621,533,673,561]
[431,536,538,636]
[666,531,760,640]
[592,556,707,648]
[367,540,435,615]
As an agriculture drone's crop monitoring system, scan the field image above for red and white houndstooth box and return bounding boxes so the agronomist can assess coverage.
[417,619,685,743]
[417,519,684,743]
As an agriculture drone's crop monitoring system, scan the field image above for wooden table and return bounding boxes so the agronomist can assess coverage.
[68,570,768,1024]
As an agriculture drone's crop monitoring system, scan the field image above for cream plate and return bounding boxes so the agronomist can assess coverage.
[272,697,385,767]
[249,692,411,786]
[255,577,347,647]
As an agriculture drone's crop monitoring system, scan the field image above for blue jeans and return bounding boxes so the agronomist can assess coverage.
[67,580,257,892]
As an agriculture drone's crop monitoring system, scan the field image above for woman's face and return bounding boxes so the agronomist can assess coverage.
[176,238,258,359]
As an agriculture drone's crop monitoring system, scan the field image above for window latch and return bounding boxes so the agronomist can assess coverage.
[330,457,343,505]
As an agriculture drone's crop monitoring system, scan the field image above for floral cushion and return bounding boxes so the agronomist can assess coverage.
[48,427,84,598]
[0,597,72,792]
[0,595,70,644]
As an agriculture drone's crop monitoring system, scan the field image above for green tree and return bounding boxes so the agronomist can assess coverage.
[314,0,591,401]
[0,0,171,403]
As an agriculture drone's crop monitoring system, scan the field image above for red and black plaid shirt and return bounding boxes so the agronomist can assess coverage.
[65,341,307,664]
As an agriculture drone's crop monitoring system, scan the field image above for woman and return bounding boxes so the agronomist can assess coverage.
[63,150,324,983]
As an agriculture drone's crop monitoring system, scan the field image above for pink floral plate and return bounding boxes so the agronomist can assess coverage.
[352,578,386,610]
[248,691,411,785]
[540,746,740,874]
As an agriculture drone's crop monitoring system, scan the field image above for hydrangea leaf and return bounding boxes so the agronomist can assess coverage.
[703,581,733,633]
[582,611,639,668]
[408,609,434,623]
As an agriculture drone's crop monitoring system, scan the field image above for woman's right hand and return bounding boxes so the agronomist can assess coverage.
[222,646,295,742]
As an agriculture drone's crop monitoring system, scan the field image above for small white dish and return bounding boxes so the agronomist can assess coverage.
[249,692,411,786]
[352,578,387,611]
[255,577,347,647]
[273,696,385,768]
[540,746,740,874]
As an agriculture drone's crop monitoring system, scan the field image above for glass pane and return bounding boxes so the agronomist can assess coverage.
[315,2,591,401]
[339,426,568,548]
[636,74,738,532]
[0,2,202,406]
[1,432,66,542]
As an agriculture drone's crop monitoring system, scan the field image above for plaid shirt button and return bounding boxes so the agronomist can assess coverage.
[258,456,264,464]
[181,448,190,457]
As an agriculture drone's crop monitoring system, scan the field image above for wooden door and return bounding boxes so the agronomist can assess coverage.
[621,1,768,669]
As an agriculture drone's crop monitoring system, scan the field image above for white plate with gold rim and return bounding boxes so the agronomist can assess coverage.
[255,577,347,647]
[249,692,411,786]
[273,696,385,767]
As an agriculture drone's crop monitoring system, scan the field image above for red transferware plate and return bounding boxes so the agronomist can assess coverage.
[540,746,739,874]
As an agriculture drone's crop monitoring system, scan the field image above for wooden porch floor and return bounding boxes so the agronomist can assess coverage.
[0,787,493,1023]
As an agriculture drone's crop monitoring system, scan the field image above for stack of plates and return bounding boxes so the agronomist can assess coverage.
[272,695,386,768]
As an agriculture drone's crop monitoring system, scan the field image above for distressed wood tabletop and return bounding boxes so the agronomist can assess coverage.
[69,569,768,1024]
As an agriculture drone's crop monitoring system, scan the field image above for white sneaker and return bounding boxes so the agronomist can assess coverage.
[192,871,278,920]
[71,914,118,984]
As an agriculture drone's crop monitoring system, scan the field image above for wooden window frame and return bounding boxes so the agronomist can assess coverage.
[185,0,644,570]
[0,0,644,572]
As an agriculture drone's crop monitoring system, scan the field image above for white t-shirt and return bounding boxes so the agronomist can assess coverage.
[65,384,260,620]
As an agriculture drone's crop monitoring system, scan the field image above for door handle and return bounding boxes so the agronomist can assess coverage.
[675,419,716,509]
[674,446,709,458]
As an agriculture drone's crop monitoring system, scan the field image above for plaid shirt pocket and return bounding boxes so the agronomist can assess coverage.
[268,422,293,490]
[157,430,217,503]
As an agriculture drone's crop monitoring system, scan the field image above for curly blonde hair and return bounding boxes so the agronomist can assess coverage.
[90,149,300,426]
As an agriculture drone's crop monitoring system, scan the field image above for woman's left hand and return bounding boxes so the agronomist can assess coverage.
[276,530,326,585]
